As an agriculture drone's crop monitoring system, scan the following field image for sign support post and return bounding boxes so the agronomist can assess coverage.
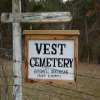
[12,0,22,100]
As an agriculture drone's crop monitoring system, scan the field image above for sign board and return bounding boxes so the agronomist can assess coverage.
[24,30,79,83]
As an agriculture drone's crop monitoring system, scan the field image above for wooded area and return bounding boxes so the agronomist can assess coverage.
[0,0,100,63]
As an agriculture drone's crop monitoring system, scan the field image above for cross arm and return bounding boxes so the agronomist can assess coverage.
[1,12,72,23]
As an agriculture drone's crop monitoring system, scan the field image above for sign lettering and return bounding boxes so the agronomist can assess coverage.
[28,40,74,80]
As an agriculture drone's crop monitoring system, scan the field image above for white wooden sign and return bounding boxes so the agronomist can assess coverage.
[28,40,74,80]
[24,30,79,83]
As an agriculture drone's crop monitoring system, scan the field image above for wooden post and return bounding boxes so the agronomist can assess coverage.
[1,12,72,23]
[12,0,22,100]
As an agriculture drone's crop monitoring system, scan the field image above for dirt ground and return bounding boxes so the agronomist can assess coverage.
[0,58,100,100]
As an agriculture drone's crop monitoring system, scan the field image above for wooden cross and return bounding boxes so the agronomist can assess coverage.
[1,0,72,100]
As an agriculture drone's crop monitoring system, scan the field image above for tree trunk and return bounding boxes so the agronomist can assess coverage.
[85,18,89,63]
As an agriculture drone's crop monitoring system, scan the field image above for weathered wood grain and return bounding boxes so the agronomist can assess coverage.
[1,12,72,23]
[12,0,22,100]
